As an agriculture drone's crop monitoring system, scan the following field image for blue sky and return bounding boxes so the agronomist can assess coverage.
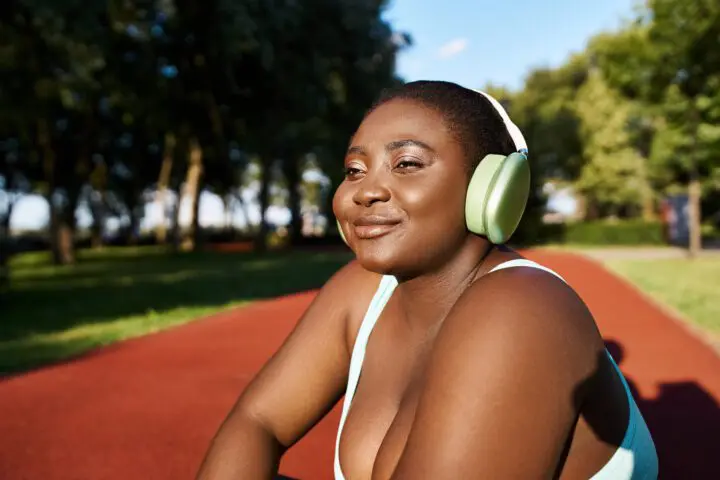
[383,0,637,91]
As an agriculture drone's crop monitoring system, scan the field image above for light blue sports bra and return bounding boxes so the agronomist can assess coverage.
[334,259,658,479]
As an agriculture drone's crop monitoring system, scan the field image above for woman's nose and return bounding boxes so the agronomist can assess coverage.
[352,175,391,207]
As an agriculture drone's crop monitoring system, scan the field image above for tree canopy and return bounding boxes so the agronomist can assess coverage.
[0,0,411,262]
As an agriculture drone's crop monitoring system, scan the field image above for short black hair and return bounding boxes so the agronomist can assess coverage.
[366,80,517,172]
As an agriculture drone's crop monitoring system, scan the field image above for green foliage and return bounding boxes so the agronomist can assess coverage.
[502,0,720,231]
[646,0,720,100]
[562,220,665,245]
[509,54,587,181]
[0,0,410,260]
[573,71,652,216]
[588,26,655,100]
[590,0,720,196]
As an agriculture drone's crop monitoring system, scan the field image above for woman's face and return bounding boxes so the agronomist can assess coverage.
[333,99,473,276]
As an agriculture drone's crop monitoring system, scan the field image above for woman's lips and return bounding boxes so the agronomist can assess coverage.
[353,223,399,239]
[352,215,401,240]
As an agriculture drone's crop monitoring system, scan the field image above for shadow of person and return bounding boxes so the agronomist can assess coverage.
[604,339,720,479]
[604,340,643,402]
[643,381,720,479]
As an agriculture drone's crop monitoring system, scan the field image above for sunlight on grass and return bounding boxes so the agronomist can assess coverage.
[604,257,720,334]
[0,301,249,373]
[1,246,353,374]
[540,243,674,251]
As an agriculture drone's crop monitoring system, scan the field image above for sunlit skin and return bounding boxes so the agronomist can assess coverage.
[196,98,631,480]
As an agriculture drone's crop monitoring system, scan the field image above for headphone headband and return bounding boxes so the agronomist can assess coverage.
[474,90,528,156]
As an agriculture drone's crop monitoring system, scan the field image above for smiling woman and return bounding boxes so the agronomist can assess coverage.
[196,81,658,480]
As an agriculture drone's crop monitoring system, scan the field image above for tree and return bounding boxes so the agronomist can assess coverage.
[510,55,588,184]
[0,0,411,260]
[573,69,652,218]
[592,1,720,255]
[0,0,108,264]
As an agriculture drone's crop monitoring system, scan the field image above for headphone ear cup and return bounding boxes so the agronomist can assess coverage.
[336,219,349,247]
[465,152,530,244]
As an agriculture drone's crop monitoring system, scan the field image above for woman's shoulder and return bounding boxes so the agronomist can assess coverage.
[316,259,387,352]
[385,256,609,477]
[467,253,600,341]
[322,258,386,304]
[468,249,579,313]
[433,254,605,394]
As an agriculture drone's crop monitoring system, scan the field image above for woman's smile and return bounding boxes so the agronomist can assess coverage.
[352,214,402,239]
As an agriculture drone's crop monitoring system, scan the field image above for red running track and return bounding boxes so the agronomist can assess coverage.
[1,250,719,479]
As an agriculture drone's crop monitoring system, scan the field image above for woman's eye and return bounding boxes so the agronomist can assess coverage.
[396,159,423,170]
[344,167,363,178]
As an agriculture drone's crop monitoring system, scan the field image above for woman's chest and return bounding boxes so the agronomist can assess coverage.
[338,313,435,480]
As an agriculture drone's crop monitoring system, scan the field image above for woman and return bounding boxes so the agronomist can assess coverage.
[197,81,658,479]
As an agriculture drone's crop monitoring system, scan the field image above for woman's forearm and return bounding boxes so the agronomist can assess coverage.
[196,413,284,480]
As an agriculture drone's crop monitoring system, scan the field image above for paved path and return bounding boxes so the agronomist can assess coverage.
[1,250,718,479]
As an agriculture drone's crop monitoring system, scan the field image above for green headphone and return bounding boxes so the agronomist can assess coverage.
[336,90,530,246]
[464,150,529,244]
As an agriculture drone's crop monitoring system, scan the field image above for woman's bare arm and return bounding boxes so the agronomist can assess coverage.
[196,260,379,479]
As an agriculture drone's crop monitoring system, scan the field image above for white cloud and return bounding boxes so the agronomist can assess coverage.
[437,38,468,59]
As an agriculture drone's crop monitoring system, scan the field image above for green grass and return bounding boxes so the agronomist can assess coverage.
[603,256,720,336]
[0,246,353,375]
[539,243,673,251]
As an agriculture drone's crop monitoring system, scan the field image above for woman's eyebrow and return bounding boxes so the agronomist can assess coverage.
[386,139,434,153]
[346,139,434,156]
[346,145,367,156]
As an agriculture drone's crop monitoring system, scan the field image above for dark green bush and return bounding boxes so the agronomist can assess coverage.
[562,220,665,245]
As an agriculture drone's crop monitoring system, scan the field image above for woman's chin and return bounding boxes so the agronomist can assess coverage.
[356,257,395,276]
[354,247,399,276]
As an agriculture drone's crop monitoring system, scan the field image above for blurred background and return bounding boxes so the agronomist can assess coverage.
[0,0,718,385]
[0,1,719,479]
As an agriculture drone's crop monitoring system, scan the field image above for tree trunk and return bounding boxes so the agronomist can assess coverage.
[1,199,14,232]
[283,156,303,244]
[50,191,79,265]
[1,172,17,231]
[179,137,204,252]
[36,117,65,265]
[55,220,76,265]
[89,162,108,249]
[688,177,702,257]
[191,176,204,247]
[90,193,105,249]
[170,193,182,250]
[233,191,252,235]
[688,106,703,258]
[254,158,271,253]
[48,197,60,262]
[222,193,234,236]
[155,132,176,244]
[126,198,141,246]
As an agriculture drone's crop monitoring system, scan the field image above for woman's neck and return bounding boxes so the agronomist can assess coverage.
[394,237,496,335]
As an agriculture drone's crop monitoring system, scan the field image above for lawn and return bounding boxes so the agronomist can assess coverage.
[0,246,353,375]
[4,243,717,376]
[603,256,720,337]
